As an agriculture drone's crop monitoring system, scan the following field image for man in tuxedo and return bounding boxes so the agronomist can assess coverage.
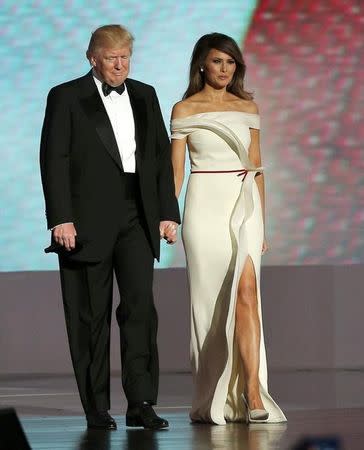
[40,25,180,430]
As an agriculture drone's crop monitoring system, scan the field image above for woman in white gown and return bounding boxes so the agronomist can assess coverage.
[171,33,286,425]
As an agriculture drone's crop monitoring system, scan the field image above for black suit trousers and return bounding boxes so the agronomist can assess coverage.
[58,183,158,413]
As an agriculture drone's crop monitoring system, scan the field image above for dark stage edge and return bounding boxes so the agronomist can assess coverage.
[1,371,364,449]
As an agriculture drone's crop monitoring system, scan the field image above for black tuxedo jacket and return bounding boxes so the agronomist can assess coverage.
[40,71,180,261]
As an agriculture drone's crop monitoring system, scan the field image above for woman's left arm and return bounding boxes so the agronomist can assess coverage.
[249,127,267,253]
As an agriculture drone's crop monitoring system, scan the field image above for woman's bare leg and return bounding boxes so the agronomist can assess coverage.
[235,256,264,410]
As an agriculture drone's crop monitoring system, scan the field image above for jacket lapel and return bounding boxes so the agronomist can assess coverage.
[79,72,123,170]
[126,79,147,168]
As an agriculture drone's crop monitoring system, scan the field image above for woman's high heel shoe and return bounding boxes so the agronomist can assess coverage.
[242,394,269,424]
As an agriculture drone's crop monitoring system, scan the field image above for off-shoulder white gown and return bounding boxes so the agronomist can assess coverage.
[171,111,286,424]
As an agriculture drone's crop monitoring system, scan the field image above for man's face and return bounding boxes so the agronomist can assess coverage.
[90,45,131,86]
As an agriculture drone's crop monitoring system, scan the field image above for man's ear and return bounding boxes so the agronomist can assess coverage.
[86,51,96,67]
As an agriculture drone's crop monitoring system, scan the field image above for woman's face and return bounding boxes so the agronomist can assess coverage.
[202,48,236,89]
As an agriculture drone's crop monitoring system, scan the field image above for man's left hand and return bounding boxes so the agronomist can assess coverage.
[159,221,178,245]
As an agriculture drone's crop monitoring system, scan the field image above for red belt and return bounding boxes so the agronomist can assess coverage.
[191,169,248,180]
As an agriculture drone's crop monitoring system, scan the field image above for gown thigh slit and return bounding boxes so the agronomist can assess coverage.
[237,254,259,305]
[171,111,286,424]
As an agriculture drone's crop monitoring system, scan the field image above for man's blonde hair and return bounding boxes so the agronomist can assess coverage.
[86,24,134,57]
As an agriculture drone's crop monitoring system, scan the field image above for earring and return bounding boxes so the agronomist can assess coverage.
[200,67,204,72]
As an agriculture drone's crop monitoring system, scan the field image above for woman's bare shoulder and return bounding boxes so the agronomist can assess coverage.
[227,94,259,114]
[240,99,259,114]
[172,101,190,119]
[172,95,204,119]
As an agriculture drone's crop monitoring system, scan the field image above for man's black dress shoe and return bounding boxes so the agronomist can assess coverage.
[86,411,117,430]
[126,402,169,429]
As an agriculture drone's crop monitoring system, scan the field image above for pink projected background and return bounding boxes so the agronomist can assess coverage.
[241,0,364,264]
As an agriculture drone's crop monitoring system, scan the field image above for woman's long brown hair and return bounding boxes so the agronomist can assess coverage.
[183,32,253,101]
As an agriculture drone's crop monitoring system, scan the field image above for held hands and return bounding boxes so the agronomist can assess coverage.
[52,223,77,251]
[159,221,178,245]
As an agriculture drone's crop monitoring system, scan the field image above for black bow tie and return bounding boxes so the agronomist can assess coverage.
[102,82,125,96]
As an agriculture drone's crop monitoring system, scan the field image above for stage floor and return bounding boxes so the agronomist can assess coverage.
[1,370,364,449]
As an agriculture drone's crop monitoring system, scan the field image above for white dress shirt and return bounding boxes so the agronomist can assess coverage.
[93,75,136,173]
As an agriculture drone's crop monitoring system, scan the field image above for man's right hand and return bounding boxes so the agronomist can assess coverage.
[52,223,77,251]
[159,221,178,245]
